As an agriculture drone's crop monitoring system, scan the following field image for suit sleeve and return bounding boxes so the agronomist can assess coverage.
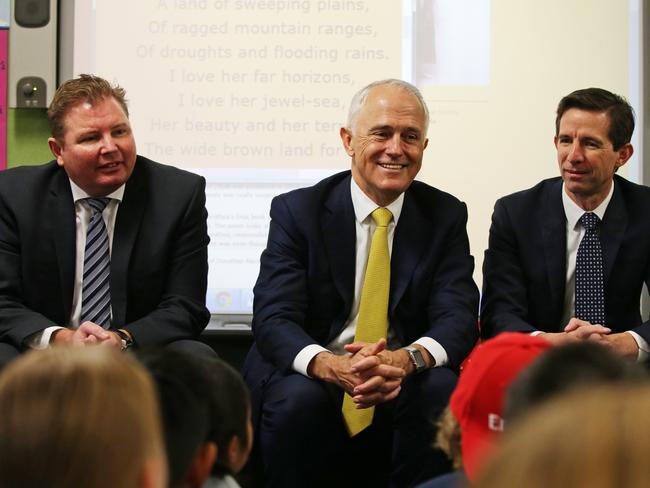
[0,192,59,347]
[250,196,324,372]
[123,177,210,346]
[630,256,650,343]
[480,198,536,338]
[421,202,479,369]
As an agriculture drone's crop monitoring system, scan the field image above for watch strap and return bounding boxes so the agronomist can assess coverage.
[404,346,426,373]
[114,329,134,351]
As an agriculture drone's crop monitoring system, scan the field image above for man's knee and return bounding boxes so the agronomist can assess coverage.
[399,367,458,415]
[257,373,346,484]
[266,374,334,418]
[163,339,217,358]
[0,342,21,370]
[261,373,341,440]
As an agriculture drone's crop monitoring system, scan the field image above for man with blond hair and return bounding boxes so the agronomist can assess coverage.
[0,74,212,365]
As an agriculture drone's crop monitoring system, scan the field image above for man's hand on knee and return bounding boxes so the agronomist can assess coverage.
[52,322,118,348]
[599,332,639,360]
[564,318,610,336]
[541,319,611,346]
[349,371,403,409]
[345,339,409,379]
[341,339,406,407]
[307,351,363,395]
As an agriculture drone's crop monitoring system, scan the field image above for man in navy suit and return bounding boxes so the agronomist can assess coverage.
[243,79,479,487]
[481,88,649,360]
[0,74,211,365]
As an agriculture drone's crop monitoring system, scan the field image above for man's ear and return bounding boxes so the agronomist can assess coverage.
[185,442,218,488]
[615,143,634,170]
[48,138,64,166]
[340,127,354,156]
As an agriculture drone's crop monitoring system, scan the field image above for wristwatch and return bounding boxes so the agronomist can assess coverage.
[404,346,426,373]
[114,329,134,351]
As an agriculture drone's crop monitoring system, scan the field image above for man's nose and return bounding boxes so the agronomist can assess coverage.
[100,135,118,153]
[567,140,584,162]
[385,134,404,156]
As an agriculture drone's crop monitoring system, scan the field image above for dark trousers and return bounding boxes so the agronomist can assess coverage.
[0,342,20,369]
[0,338,216,370]
[253,366,456,488]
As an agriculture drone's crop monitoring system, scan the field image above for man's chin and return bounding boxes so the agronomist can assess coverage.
[86,178,128,197]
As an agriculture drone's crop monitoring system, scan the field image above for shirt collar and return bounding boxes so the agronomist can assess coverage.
[350,176,404,225]
[69,178,125,204]
[562,180,614,230]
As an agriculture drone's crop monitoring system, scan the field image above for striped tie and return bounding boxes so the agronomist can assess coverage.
[342,207,393,437]
[80,198,111,328]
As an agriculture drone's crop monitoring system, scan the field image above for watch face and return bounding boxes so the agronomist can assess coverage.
[409,348,425,371]
[115,330,133,350]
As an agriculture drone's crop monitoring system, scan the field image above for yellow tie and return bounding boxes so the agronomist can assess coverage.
[342,207,392,436]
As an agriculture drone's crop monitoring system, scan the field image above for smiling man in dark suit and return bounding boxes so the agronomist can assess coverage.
[0,74,211,364]
[243,79,479,487]
[481,88,649,360]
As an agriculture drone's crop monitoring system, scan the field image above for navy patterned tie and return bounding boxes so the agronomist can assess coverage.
[80,198,111,328]
[575,212,605,325]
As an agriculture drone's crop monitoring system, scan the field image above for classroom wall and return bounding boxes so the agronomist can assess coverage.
[7,108,51,168]
[5,0,646,294]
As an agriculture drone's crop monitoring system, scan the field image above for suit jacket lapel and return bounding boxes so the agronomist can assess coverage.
[110,160,146,326]
[322,175,356,327]
[601,179,627,285]
[541,179,567,319]
[51,170,76,321]
[390,189,430,315]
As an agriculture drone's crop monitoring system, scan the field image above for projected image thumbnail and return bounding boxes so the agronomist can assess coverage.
[403,0,490,86]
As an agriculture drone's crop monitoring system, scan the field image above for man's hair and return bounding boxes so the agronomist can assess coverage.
[555,87,635,151]
[0,347,164,488]
[505,341,645,425]
[47,73,129,141]
[346,79,429,132]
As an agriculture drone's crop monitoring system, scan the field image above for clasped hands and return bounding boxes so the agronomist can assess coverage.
[309,338,409,410]
[52,321,123,349]
[542,318,638,359]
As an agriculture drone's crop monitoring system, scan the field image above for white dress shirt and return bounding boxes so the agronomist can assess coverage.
[30,178,124,348]
[292,178,448,376]
[559,181,613,327]
[531,182,648,361]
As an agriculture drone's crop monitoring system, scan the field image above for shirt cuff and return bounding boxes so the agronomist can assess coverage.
[292,344,330,377]
[412,337,448,367]
[27,326,64,350]
[626,331,649,363]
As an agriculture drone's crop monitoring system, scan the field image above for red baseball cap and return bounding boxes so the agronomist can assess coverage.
[449,332,552,481]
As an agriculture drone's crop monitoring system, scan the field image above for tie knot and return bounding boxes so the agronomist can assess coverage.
[371,207,392,227]
[579,212,600,231]
[85,197,111,214]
